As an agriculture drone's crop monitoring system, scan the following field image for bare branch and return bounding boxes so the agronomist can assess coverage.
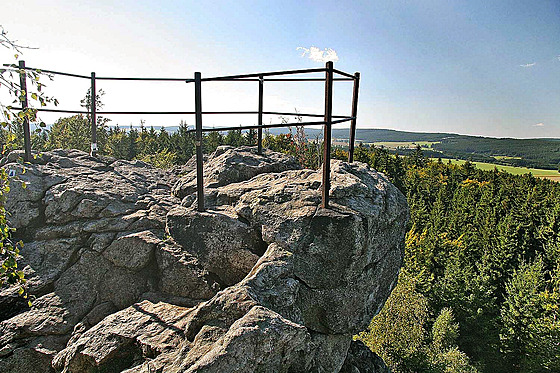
[0,25,37,53]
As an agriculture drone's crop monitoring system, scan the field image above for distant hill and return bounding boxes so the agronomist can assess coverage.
[335,128,456,142]
[307,128,560,170]
[107,125,560,171]
[343,129,560,170]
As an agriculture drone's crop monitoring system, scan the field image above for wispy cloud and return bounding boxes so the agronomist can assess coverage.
[533,122,544,127]
[520,62,536,68]
[297,46,339,63]
[557,55,560,62]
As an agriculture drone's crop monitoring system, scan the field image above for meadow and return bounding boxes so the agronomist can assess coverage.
[433,158,560,180]
[372,141,439,150]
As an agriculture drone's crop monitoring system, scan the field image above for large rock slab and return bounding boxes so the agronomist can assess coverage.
[155,242,221,300]
[172,145,301,199]
[52,300,190,373]
[166,207,266,286]
[103,231,159,271]
[177,306,314,373]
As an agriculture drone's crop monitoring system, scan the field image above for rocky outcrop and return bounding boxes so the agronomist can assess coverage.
[171,146,301,200]
[0,146,407,372]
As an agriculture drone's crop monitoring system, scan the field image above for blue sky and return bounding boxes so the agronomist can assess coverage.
[2,0,559,138]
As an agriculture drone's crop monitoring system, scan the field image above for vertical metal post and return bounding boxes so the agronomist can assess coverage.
[194,72,205,212]
[348,72,360,163]
[90,72,97,156]
[321,61,334,209]
[18,61,31,162]
[257,75,263,154]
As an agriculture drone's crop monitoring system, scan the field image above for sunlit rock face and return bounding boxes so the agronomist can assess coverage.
[0,147,406,373]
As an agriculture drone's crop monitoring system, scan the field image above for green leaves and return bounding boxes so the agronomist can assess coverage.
[1,57,57,132]
[0,165,27,300]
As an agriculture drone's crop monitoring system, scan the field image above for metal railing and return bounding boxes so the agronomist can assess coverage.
[6,61,360,210]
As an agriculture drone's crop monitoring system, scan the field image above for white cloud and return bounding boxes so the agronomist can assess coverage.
[297,46,339,63]
[557,55,560,61]
[520,62,536,68]
[533,122,544,127]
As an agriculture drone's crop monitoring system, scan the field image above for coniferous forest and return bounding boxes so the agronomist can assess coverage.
[1,117,559,373]
[352,145,560,373]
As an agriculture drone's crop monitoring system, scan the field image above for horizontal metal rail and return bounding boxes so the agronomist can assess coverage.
[264,111,349,119]
[185,67,327,82]
[332,69,356,79]
[263,77,354,81]
[28,108,352,119]
[195,77,354,82]
[186,116,352,133]
[98,110,195,115]
[3,64,90,79]
[95,76,188,81]
[19,108,191,115]
[33,108,90,114]
[4,64,356,82]
[3,64,188,81]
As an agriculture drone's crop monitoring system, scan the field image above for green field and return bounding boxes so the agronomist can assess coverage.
[432,158,560,179]
[492,155,522,160]
[372,141,440,150]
